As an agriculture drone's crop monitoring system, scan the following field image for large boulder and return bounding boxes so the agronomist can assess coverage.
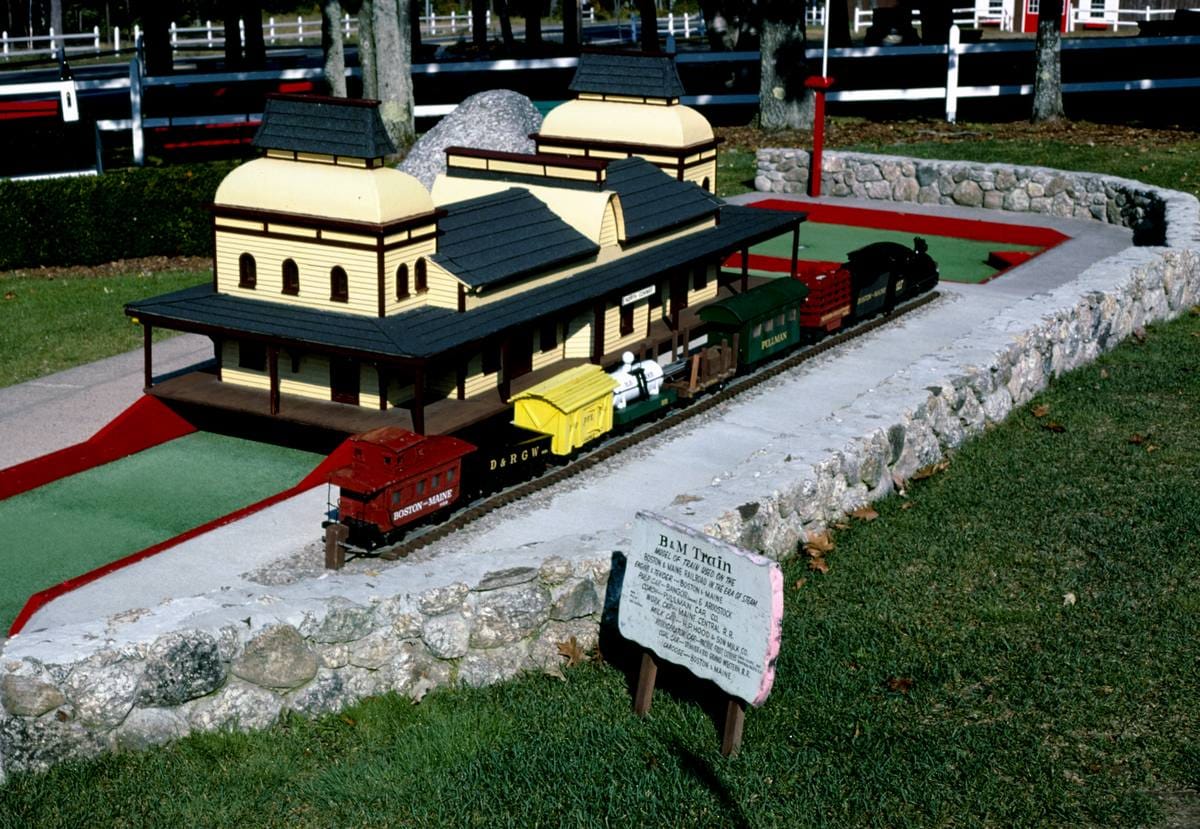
[399,90,542,190]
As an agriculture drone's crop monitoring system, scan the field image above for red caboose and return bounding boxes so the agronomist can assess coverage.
[328,427,476,547]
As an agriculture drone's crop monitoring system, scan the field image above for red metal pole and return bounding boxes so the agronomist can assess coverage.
[804,76,835,198]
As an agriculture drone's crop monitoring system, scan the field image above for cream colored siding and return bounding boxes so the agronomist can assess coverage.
[217,231,380,316]
[220,340,270,394]
[463,354,499,398]
[215,217,263,231]
[359,365,383,410]
[565,312,592,359]
[532,322,564,370]
[279,352,333,402]
[383,236,443,315]
[424,261,461,310]
[685,160,717,191]
[603,300,649,354]
[687,264,720,307]
[323,229,372,245]
[599,204,619,247]
[267,223,318,238]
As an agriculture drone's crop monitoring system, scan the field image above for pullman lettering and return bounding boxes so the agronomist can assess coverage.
[760,331,789,351]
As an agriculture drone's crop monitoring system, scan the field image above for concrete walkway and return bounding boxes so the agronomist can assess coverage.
[2,198,1133,633]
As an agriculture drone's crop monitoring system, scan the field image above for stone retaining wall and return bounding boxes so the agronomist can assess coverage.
[754,148,1200,248]
[3,154,1199,784]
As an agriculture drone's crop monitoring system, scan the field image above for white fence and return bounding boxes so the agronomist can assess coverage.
[0,26,102,58]
[0,8,604,60]
[1070,5,1185,30]
[853,5,1013,31]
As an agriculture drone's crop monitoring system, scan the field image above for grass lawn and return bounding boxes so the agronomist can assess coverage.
[1,308,1196,827]
[0,268,207,388]
[0,432,323,631]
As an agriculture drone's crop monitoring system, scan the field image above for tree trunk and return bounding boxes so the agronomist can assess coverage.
[472,0,488,48]
[829,0,853,48]
[759,2,812,130]
[359,0,376,98]
[322,0,347,97]
[494,0,515,50]
[373,0,415,149]
[634,0,656,50]
[1031,0,1064,122]
[221,0,242,68]
[562,0,578,51]
[523,0,541,48]
[138,0,173,75]
[243,1,266,68]
[49,0,63,40]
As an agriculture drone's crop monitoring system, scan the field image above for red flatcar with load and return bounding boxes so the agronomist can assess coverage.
[328,427,476,548]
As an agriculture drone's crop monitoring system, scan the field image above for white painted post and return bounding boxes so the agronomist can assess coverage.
[297,15,304,41]
[130,56,144,166]
[945,24,960,124]
[134,24,140,45]
[451,9,457,32]
[49,26,56,58]
[343,13,351,36]
[431,13,437,35]
[113,26,120,52]
[94,25,100,53]
[206,20,213,47]
[2,31,7,56]
[240,18,245,44]
[685,12,691,36]
[170,21,177,47]
[269,17,276,44]
[487,8,492,30]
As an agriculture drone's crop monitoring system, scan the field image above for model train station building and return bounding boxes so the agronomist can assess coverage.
[127,53,802,436]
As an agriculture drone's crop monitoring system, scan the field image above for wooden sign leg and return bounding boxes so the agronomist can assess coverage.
[721,697,745,757]
[324,523,348,570]
[633,650,657,717]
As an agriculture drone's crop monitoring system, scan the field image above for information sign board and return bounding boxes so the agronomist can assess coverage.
[619,511,783,707]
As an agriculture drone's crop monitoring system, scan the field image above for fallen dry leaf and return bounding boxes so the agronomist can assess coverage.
[808,557,830,574]
[1128,433,1146,445]
[901,500,916,510]
[849,506,880,522]
[804,531,835,557]
[557,636,586,668]
[1032,404,1051,418]
[1100,368,1110,378]
[886,677,914,694]
[911,459,950,481]
[2,291,14,301]
[833,521,850,531]
[1041,421,1067,433]
[1063,592,1077,606]
[1146,444,1160,453]
[793,578,807,590]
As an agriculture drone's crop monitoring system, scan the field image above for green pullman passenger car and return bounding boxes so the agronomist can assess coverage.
[698,279,811,369]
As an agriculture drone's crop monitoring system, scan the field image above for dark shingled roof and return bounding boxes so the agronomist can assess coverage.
[127,206,802,361]
[605,157,721,241]
[568,52,686,99]
[252,95,396,159]
[432,189,600,290]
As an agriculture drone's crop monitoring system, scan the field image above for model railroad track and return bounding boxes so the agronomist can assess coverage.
[371,290,942,562]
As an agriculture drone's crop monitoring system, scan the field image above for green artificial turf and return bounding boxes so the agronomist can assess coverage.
[0,432,322,631]
[0,269,207,388]
[752,221,1042,284]
[1,310,1197,828]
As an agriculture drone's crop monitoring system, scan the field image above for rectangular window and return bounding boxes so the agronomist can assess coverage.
[692,267,707,293]
[539,320,557,353]
[238,341,266,372]
[482,343,500,375]
[416,480,426,496]
[432,473,440,489]
[446,468,455,483]
[620,303,635,336]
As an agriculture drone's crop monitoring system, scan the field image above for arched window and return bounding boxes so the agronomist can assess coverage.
[702,176,711,193]
[330,266,349,303]
[396,263,410,300]
[415,258,428,294]
[282,259,299,296]
[238,253,256,289]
